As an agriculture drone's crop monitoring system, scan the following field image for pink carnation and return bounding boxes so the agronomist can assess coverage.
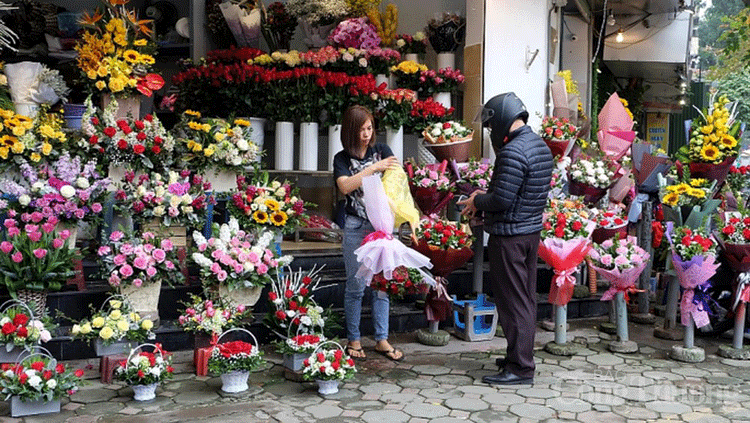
[119,264,134,277]
[0,241,12,254]
[11,251,22,263]
[110,231,124,242]
[113,254,127,266]
[600,254,613,267]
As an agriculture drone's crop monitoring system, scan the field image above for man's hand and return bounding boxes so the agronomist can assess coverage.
[457,190,486,218]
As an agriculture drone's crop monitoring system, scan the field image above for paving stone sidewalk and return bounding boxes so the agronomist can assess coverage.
[3,317,750,423]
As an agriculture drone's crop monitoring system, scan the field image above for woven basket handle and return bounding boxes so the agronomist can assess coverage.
[125,343,165,371]
[0,299,36,321]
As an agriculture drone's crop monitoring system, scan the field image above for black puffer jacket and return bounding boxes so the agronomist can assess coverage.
[474,125,553,236]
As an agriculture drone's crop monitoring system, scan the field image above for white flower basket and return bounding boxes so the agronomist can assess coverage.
[131,383,158,401]
[218,284,263,308]
[10,397,60,417]
[0,300,38,362]
[120,279,162,325]
[315,379,340,395]
[220,370,250,393]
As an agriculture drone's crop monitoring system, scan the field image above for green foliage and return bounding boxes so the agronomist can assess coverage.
[713,68,750,125]
[697,0,746,71]
[710,6,750,77]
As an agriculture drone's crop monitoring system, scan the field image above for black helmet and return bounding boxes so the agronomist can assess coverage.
[476,92,529,150]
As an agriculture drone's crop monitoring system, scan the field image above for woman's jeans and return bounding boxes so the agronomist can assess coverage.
[343,214,390,342]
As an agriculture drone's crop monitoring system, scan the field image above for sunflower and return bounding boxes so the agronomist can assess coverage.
[234,119,250,127]
[700,144,720,162]
[187,121,203,130]
[688,188,706,199]
[662,192,679,207]
[270,211,288,226]
[689,178,708,187]
[720,136,737,149]
[122,49,140,64]
[253,210,269,224]
[265,199,280,212]
[673,184,690,194]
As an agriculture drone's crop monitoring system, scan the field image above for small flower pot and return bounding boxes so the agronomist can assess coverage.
[10,396,60,417]
[283,352,308,372]
[131,383,158,401]
[220,370,250,393]
[94,339,130,357]
[315,379,340,396]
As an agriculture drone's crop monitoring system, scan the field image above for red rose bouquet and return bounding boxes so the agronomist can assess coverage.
[591,207,628,244]
[412,218,473,277]
[667,223,720,328]
[714,213,750,309]
[370,265,429,299]
[540,115,578,158]
[207,340,265,375]
[539,198,595,305]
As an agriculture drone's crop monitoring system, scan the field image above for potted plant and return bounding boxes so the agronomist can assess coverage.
[114,343,174,401]
[97,231,185,324]
[0,350,85,417]
[191,218,293,307]
[69,297,155,356]
[207,329,265,393]
[302,341,356,395]
[0,301,53,362]
[0,213,79,316]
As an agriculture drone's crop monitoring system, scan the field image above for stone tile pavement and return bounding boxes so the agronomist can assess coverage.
[3,317,750,422]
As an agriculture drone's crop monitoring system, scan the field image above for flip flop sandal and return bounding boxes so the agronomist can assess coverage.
[375,348,404,362]
[346,346,366,360]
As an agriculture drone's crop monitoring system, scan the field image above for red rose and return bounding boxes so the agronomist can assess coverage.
[723,225,736,235]
[166,366,174,373]
[136,132,147,141]
[1,322,16,335]
[268,292,277,301]
[144,114,153,122]
[104,127,117,137]
[43,370,53,380]
[346,359,354,366]
[151,145,161,154]
[16,326,27,338]
[12,314,28,326]
[117,139,128,150]
[442,122,451,129]
[555,227,565,238]
[74,369,84,378]
[134,120,145,130]
[137,370,145,379]
[317,353,325,363]
[289,300,298,310]
[89,135,99,145]
[19,373,28,384]
[31,361,44,371]
[614,218,624,225]
[743,229,750,241]
[284,289,293,299]
[275,310,286,320]
[299,287,309,296]
[56,364,65,374]
[302,276,312,285]
[331,360,340,370]
[154,136,163,145]
[133,144,146,154]
[91,117,100,126]
[572,221,582,231]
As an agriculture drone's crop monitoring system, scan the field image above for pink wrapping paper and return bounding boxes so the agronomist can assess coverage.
[593,260,649,303]
[671,252,720,328]
[597,93,636,161]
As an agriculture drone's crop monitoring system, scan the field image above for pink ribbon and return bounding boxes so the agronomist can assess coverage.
[681,289,710,328]
[553,268,576,288]
[361,230,393,245]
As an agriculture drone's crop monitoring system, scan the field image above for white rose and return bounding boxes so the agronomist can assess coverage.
[137,186,147,196]
[286,310,296,318]
[32,182,44,191]
[71,324,81,335]
[46,379,57,389]
[572,170,583,179]
[259,204,267,213]
[28,375,42,389]
[182,206,194,214]
[444,128,454,137]
[231,156,243,166]
[153,206,165,216]
[396,39,405,47]
[150,367,161,377]
[76,177,90,189]
[273,298,283,306]
[414,31,425,41]
[271,181,281,189]
[18,194,30,206]
[431,127,441,137]
[243,262,254,272]
[237,139,249,151]
[40,330,51,342]
[60,185,76,199]
[4,370,13,378]
[153,174,162,182]
[168,171,179,184]
[358,57,367,67]
[275,188,286,197]
[250,203,258,211]
[169,196,182,208]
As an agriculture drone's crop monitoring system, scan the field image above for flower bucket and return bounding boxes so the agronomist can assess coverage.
[248,117,266,160]
[283,352,308,372]
[316,379,340,395]
[15,103,39,118]
[405,53,419,63]
[131,383,157,401]
[437,52,456,69]
[386,125,404,162]
[568,179,609,205]
[218,284,263,308]
[120,279,162,325]
[328,124,342,171]
[299,122,319,171]
[433,92,451,110]
[94,339,130,357]
[63,103,87,129]
[275,121,294,170]
[220,370,250,393]
[424,138,472,163]
[102,94,141,120]
[10,397,60,417]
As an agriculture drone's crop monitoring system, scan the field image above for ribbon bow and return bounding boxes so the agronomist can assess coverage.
[553,267,577,288]
[734,272,750,311]
[361,230,393,245]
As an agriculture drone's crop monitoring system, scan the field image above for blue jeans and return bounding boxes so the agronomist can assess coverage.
[343,214,390,342]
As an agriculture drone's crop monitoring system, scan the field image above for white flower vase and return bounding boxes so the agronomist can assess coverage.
[275,121,294,170]
[375,74,389,89]
[437,52,456,70]
[434,92,451,110]
[220,370,250,393]
[299,122,319,171]
[316,379,340,395]
[405,53,419,63]
[10,397,60,417]
[205,167,239,193]
[249,117,267,162]
[131,383,158,401]
[386,125,404,162]
[120,279,162,326]
[328,124,342,171]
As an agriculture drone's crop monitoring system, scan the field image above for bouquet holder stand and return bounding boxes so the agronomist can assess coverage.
[608,292,638,353]
[417,277,452,346]
[630,200,657,325]
[718,272,750,360]
[653,257,685,341]
[543,267,580,356]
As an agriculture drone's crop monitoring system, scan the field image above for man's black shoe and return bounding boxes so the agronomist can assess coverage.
[482,370,533,385]
[495,357,507,368]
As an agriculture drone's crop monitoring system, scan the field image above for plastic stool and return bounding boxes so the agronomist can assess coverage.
[452,294,498,342]
[194,346,212,376]
[100,354,127,384]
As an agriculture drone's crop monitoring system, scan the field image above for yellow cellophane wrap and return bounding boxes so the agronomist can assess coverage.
[381,166,420,231]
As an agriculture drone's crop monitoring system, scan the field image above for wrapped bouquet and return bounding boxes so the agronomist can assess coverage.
[589,235,650,303]
[412,218,473,277]
[405,160,454,216]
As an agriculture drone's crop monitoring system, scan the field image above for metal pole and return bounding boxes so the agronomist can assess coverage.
[733,302,746,350]
[429,320,440,333]
[472,227,484,294]
[554,305,567,345]
[664,275,680,329]
[638,201,653,315]
[616,292,629,342]
[685,320,694,349]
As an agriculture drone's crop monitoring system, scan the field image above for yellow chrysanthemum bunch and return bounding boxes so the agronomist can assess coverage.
[619,98,634,121]
[367,3,398,46]
[686,93,740,164]
[75,0,158,96]
[347,0,381,17]
[0,107,66,165]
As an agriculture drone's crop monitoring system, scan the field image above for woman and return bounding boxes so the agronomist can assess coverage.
[333,105,402,361]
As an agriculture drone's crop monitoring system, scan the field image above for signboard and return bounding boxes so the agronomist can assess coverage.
[646,112,670,152]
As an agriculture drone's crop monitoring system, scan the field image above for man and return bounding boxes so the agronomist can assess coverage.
[457,92,553,385]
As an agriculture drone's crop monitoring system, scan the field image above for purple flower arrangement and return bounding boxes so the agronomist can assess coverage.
[97,230,185,289]
[328,17,381,50]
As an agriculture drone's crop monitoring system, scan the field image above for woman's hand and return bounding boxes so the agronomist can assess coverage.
[369,156,399,174]
[457,190,486,218]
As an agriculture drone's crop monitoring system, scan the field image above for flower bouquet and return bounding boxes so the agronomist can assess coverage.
[422,121,473,162]
[0,353,84,417]
[328,17,381,49]
[568,154,618,205]
[114,344,174,401]
[365,48,401,76]
[453,157,492,196]
[0,301,52,362]
[0,214,78,315]
[208,329,265,393]
[596,92,637,162]
[115,169,214,229]
[539,115,578,158]
[412,218,473,277]
[302,341,356,395]
[265,266,326,337]
[666,223,719,330]
[286,0,349,47]
[0,108,67,171]
[539,198,595,306]
[228,172,308,235]
[394,32,428,55]
[260,1,297,52]
[425,12,465,53]
[659,176,720,228]
[404,160,455,216]
[173,112,261,175]
[75,0,164,98]
[371,265,429,299]
[69,297,155,356]
[3,62,69,117]
[390,60,428,91]
[405,98,455,134]
[376,88,417,130]
[421,68,465,96]
[589,235,650,302]
[177,295,251,337]
[714,213,750,311]
[676,92,740,186]
[591,207,628,244]
[191,218,293,307]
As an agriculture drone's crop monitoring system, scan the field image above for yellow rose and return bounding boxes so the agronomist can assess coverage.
[80,323,92,334]
[110,309,122,320]
[86,70,98,80]
[108,78,125,93]
[204,147,215,157]
[30,152,41,162]
[92,316,105,328]
[116,320,129,332]
[10,141,24,154]
[95,80,106,91]
[141,319,153,331]
[71,324,81,335]
[213,132,226,142]
[109,300,122,309]
[99,326,114,340]
[41,142,52,156]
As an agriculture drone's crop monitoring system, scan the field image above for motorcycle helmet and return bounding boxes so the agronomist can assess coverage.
[475,92,529,150]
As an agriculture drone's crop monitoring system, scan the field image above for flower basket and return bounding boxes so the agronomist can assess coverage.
[116,343,173,401]
[688,156,736,187]
[15,290,47,318]
[411,240,473,277]
[568,179,609,205]
[208,328,263,393]
[315,379,340,395]
[218,285,263,308]
[302,340,356,395]
[280,323,325,372]
[422,137,473,163]
[131,383,157,401]
[0,300,48,362]
[94,339,130,357]
[10,396,60,417]
[120,280,162,325]
[284,353,308,372]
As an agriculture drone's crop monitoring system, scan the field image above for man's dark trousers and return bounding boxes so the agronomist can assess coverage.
[488,232,540,379]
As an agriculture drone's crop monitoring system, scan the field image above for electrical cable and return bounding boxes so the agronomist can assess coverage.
[592,0,608,63]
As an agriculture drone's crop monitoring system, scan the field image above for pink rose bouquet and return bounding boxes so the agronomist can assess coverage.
[365,47,401,75]
[589,235,650,302]
[328,17,381,50]
[421,67,465,95]
[453,157,493,196]
[97,230,185,288]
